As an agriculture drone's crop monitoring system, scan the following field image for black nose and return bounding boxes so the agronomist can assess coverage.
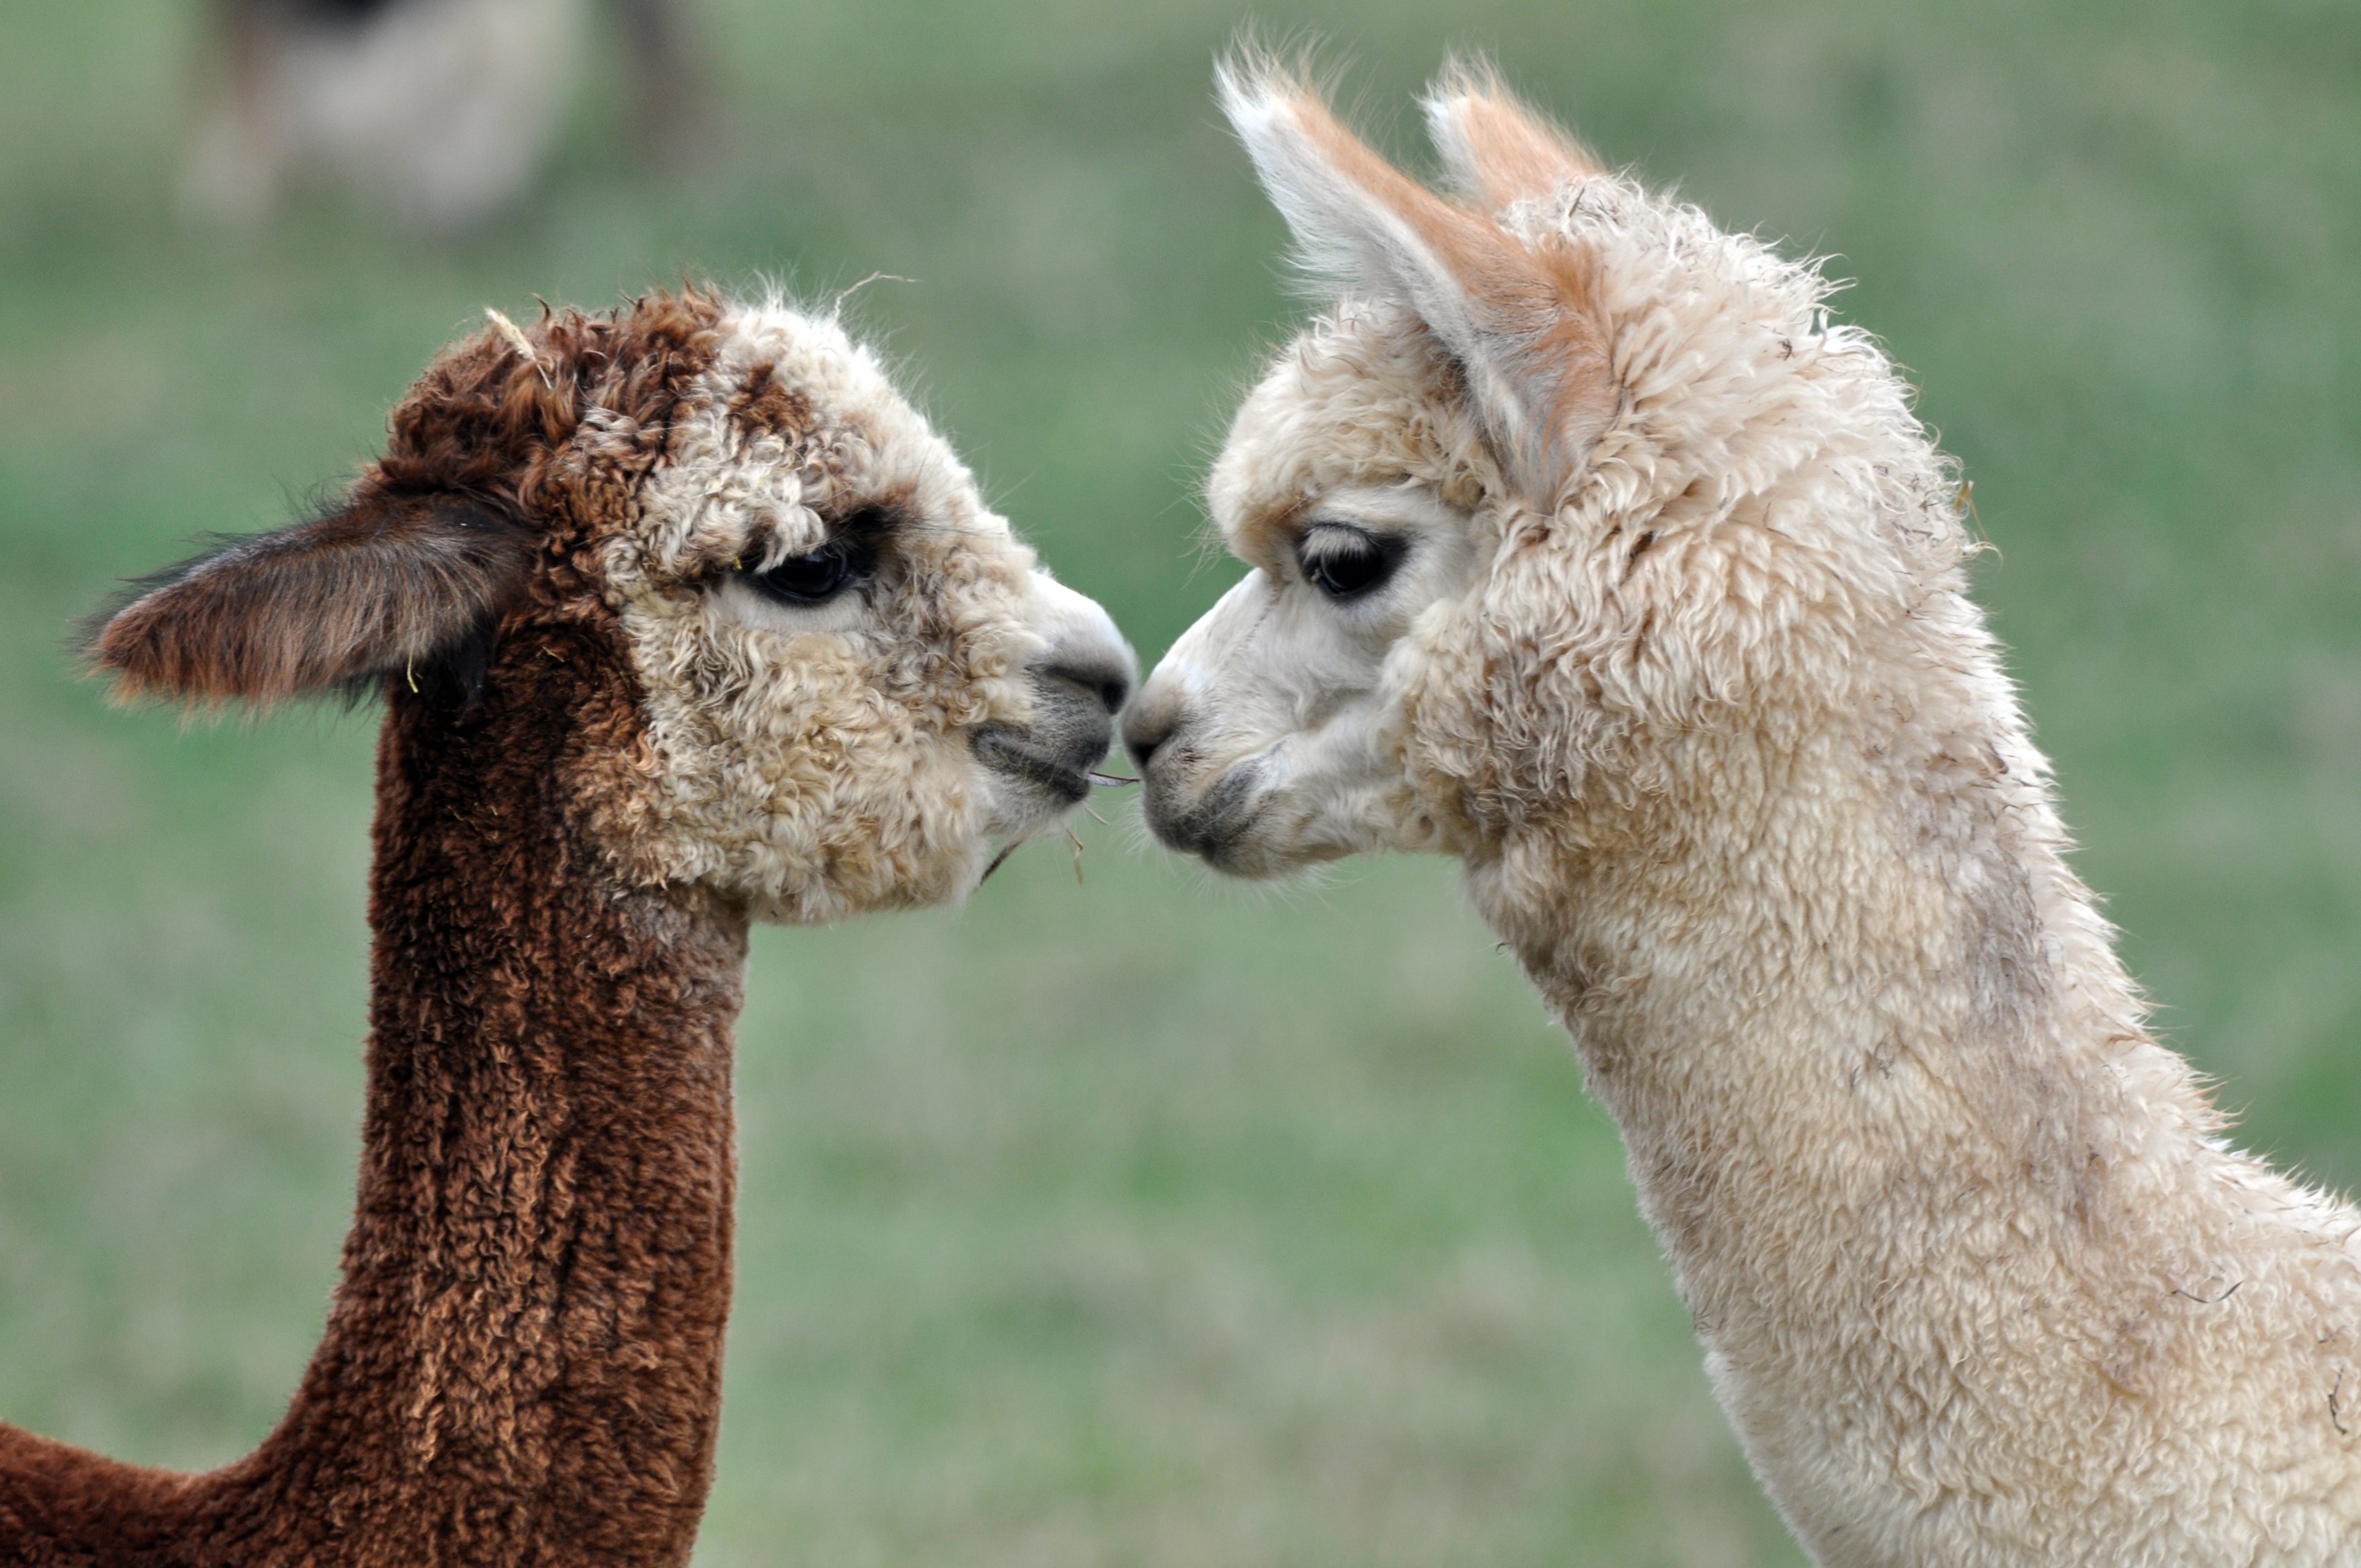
[1122,701,1177,774]
[1044,656,1130,717]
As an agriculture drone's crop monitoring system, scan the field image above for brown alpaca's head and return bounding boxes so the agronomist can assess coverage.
[91,290,1134,921]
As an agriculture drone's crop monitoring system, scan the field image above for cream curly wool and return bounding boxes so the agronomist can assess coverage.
[588,301,1087,921]
[1126,60,2361,1565]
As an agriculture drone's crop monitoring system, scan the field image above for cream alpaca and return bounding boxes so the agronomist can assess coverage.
[1126,61,2361,1565]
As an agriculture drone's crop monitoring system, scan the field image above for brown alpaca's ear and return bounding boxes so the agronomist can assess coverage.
[1216,55,1615,503]
[87,494,534,709]
[1419,58,1600,213]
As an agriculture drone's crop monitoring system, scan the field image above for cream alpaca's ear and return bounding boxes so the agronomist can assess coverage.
[1419,57,1600,214]
[1216,55,1614,502]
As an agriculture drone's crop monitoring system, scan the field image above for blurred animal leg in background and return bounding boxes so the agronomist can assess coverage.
[611,0,699,165]
[181,0,604,233]
[178,0,287,222]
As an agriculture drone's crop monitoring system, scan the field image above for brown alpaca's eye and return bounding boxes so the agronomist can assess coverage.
[747,540,874,606]
[1297,524,1403,601]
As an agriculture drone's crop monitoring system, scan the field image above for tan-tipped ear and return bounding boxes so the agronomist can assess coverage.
[87,493,533,709]
[1216,53,1615,502]
[1421,59,1600,213]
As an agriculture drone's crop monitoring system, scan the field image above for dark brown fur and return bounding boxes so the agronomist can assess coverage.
[88,499,533,707]
[5,292,752,1568]
[89,291,723,709]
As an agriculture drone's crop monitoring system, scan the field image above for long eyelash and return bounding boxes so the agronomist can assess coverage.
[1297,527,1377,561]
[1298,524,1402,572]
[739,508,916,575]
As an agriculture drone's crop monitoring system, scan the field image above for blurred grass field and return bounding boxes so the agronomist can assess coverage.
[2,2,2358,1563]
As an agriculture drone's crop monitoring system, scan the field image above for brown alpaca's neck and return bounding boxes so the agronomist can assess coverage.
[1,647,746,1568]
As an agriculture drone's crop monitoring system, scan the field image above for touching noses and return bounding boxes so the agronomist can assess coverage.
[1029,569,1135,747]
[1033,575,1131,705]
[1120,569,1248,778]
[1120,683,1179,775]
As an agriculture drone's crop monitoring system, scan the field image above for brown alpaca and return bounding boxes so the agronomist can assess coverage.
[0,289,1131,1567]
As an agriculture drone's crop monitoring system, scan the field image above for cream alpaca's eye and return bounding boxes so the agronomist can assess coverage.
[745,540,875,606]
[1297,523,1403,600]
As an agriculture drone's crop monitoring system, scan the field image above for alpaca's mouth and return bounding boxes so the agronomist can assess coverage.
[970,701,1120,856]
[971,738,1133,885]
[971,661,1122,813]
[971,725,1096,807]
[1139,758,1266,868]
[969,656,1128,854]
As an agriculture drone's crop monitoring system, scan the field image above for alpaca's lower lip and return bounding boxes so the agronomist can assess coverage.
[971,726,1095,806]
[1140,760,1263,862]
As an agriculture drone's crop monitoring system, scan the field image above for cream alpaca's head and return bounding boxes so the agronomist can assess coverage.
[93,290,1133,922]
[1127,61,1968,876]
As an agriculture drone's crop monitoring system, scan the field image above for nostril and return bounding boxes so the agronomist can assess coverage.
[1122,707,1174,774]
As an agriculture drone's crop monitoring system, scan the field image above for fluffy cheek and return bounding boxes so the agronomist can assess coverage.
[1395,623,1510,846]
[593,596,993,921]
[1238,616,1460,863]
[1143,657,1435,874]
[1260,678,1451,865]
[1246,720,1421,868]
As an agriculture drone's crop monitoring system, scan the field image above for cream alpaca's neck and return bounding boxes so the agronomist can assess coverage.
[1471,633,2361,1561]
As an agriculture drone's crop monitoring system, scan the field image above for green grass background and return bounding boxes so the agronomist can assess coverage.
[2,2,2358,1562]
